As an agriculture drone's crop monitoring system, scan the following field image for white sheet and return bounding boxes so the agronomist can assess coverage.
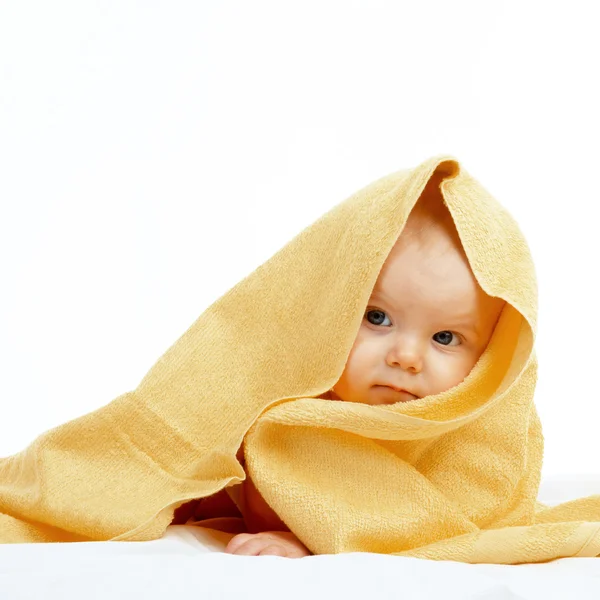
[2,475,600,600]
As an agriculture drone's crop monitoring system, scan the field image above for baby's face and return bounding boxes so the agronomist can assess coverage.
[329,226,505,406]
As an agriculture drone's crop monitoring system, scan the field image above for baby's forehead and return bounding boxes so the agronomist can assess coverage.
[400,208,463,251]
[389,226,468,272]
[374,230,505,327]
[377,235,481,301]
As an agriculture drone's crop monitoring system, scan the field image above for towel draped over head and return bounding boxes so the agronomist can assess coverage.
[2,155,600,563]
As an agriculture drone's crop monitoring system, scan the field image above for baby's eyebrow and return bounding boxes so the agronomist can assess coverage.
[451,321,480,335]
[437,312,481,334]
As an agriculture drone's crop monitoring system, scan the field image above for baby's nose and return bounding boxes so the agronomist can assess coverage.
[387,338,423,373]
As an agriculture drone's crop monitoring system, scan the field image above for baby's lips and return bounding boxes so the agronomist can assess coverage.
[375,385,418,401]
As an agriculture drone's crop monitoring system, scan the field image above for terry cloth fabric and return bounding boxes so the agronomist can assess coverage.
[2,155,600,563]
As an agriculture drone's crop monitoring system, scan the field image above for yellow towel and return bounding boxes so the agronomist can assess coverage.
[2,154,600,563]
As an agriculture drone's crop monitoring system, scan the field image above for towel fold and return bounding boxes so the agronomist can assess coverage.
[2,155,599,563]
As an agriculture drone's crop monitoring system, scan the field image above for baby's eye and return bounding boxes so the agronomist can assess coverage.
[365,308,392,327]
[433,331,461,346]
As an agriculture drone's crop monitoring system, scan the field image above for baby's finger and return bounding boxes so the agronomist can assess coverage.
[224,533,254,554]
[258,544,288,557]
[229,537,272,556]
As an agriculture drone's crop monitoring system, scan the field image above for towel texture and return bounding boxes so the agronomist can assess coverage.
[2,155,599,562]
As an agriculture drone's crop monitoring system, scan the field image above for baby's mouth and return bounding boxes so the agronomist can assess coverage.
[374,385,419,401]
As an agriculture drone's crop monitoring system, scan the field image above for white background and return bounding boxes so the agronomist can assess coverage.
[0,1,598,477]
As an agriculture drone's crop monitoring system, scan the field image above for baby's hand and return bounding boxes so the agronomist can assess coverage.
[225,531,311,558]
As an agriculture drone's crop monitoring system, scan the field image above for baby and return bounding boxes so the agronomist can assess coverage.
[224,180,506,557]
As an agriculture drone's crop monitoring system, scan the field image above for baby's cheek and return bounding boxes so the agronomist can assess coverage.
[344,343,373,384]
[432,354,476,393]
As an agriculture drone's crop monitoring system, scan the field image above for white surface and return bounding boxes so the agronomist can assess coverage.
[1,476,599,600]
